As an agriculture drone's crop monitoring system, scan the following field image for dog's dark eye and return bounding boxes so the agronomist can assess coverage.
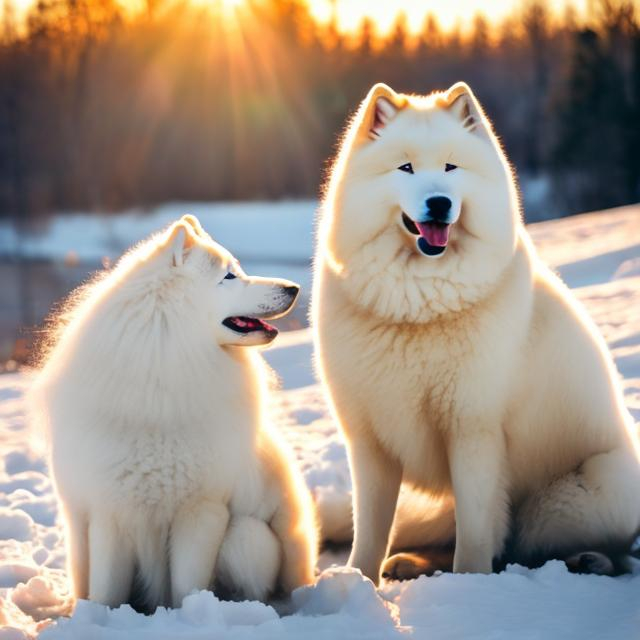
[398,162,414,174]
[445,163,458,172]
[223,272,237,280]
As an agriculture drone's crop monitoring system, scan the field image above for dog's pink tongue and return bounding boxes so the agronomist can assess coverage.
[416,222,450,247]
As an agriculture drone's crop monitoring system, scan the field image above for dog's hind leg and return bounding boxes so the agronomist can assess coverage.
[512,447,640,573]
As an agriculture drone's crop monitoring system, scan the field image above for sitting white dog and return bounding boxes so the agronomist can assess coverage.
[32,215,317,610]
[312,81,640,583]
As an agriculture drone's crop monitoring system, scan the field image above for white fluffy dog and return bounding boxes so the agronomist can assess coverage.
[312,82,640,583]
[32,215,317,610]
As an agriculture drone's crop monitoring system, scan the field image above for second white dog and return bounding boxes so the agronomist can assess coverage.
[32,215,317,610]
[312,81,640,583]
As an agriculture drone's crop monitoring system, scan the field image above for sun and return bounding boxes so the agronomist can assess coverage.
[7,0,34,20]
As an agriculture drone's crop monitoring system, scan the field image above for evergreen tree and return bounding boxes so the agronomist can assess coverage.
[552,28,631,212]
[522,0,550,174]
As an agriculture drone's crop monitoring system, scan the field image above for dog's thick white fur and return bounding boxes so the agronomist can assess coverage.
[32,215,317,609]
[312,82,640,584]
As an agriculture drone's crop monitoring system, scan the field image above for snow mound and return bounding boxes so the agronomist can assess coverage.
[39,591,282,639]
[0,509,34,543]
[293,567,395,623]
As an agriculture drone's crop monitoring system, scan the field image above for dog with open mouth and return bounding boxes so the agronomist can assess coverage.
[32,215,317,612]
[312,82,640,584]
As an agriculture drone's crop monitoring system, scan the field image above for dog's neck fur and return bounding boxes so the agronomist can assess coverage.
[326,226,529,325]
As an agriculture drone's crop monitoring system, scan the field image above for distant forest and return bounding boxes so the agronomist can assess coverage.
[1,0,639,223]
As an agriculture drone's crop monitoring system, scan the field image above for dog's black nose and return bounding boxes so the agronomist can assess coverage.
[426,196,452,221]
[284,285,299,298]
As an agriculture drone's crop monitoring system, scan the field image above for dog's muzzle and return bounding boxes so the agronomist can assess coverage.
[402,213,451,257]
[401,195,458,258]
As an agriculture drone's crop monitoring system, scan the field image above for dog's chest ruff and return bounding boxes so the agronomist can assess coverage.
[111,435,209,508]
[321,304,469,488]
[87,416,252,515]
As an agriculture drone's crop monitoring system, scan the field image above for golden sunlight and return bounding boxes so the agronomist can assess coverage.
[307,0,589,34]
[7,0,590,33]
[8,0,33,18]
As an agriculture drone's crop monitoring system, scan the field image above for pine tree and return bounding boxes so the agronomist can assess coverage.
[552,28,631,213]
[522,0,550,175]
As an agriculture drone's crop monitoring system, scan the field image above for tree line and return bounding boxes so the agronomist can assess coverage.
[0,0,638,223]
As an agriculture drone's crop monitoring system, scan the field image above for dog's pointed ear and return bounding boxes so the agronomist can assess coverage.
[180,214,210,241]
[163,220,197,267]
[356,83,406,143]
[443,82,490,140]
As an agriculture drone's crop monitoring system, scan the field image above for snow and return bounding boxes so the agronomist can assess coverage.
[0,203,639,639]
[0,201,317,264]
[396,562,640,640]
[0,510,34,543]
[0,201,317,303]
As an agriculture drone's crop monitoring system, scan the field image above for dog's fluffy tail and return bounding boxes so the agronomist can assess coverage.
[318,486,455,550]
[390,492,456,551]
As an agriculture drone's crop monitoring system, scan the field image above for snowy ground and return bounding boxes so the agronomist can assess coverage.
[0,204,639,639]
